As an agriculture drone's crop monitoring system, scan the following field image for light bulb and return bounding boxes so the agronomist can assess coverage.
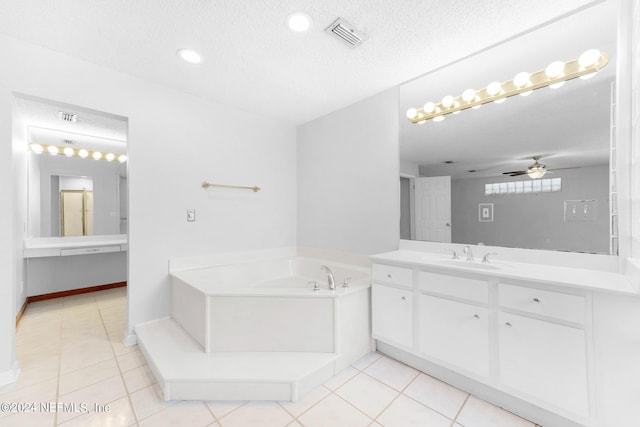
[578,49,601,68]
[30,143,43,154]
[442,95,454,108]
[118,154,127,163]
[486,81,502,96]
[513,72,531,88]
[286,12,312,32]
[177,49,202,64]
[423,101,435,114]
[92,151,102,160]
[78,149,88,158]
[63,147,74,156]
[106,153,115,162]
[462,89,476,103]
[47,146,59,155]
[545,61,565,78]
[579,72,597,80]
[406,108,418,119]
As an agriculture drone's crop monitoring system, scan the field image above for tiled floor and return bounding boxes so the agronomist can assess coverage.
[1,288,538,426]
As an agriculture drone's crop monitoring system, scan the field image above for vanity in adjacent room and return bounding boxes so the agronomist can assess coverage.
[16,96,128,298]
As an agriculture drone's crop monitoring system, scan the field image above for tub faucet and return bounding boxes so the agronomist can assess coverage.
[320,265,336,290]
[463,245,474,262]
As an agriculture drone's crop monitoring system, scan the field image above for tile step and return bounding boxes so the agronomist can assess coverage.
[135,317,339,401]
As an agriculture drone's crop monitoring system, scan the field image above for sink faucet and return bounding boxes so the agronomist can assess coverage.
[320,265,336,290]
[463,246,474,262]
[482,252,498,263]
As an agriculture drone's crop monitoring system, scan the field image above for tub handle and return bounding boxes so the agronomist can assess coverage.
[309,281,320,291]
[343,277,352,288]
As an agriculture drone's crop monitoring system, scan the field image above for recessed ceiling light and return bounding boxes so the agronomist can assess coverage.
[177,48,202,64]
[287,12,312,32]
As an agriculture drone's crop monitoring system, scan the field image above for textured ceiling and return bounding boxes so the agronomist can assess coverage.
[0,0,600,125]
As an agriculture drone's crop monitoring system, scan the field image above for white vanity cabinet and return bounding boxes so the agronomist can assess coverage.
[369,254,605,427]
[371,264,414,349]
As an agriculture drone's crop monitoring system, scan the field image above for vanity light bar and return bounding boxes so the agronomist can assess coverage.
[29,143,127,163]
[407,49,609,124]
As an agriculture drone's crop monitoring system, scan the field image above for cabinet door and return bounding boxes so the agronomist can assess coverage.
[499,312,589,417]
[372,284,413,349]
[419,295,490,377]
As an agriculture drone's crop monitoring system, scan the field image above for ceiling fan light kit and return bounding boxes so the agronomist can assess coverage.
[406,49,608,124]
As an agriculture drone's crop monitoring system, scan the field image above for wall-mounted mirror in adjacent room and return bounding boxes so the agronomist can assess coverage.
[14,95,128,238]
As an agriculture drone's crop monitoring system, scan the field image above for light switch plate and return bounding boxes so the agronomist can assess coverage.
[564,200,597,222]
[187,209,196,222]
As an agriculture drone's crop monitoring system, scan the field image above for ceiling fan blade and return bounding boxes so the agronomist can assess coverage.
[502,170,526,175]
[548,166,581,172]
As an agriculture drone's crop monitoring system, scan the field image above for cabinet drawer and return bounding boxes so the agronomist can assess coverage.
[419,271,488,303]
[499,284,585,324]
[372,264,413,288]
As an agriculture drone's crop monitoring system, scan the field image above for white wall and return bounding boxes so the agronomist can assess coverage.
[0,33,297,381]
[450,166,610,253]
[297,89,400,255]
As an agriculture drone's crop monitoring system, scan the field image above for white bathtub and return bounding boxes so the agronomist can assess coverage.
[170,255,372,371]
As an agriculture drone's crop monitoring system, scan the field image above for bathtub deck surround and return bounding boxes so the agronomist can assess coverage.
[136,248,372,401]
[370,240,640,427]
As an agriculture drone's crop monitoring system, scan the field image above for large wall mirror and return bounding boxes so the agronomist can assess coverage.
[15,96,128,238]
[399,2,617,255]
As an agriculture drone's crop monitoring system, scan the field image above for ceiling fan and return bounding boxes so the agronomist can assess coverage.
[502,156,578,179]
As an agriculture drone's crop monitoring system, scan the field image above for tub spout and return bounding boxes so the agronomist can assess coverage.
[320,265,336,290]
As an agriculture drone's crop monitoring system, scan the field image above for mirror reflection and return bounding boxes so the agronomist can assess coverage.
[16,96,128,238]
[398,2,617,254]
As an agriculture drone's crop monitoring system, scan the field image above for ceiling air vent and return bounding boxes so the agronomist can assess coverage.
[325,18,367,47]
[63,139,75,145]
[58,111,78,123]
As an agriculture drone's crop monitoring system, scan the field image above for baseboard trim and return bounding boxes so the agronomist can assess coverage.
[16,300,28,327]
[26,281,127,303]
[0,362,20,387]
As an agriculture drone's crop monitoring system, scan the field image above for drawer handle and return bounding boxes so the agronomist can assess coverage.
[505,322,513,327]
[473,314,480,319]
[533,298,541,303]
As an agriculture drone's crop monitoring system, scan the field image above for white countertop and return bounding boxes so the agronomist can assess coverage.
[371,250,639,295]
[25,235,127,249]
[24,235,128,258]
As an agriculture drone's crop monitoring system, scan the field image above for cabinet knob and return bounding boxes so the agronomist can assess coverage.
[473,314,480,319]
[505,322,513,327]
[533,298,541,303]
[401,296,406,300]
[387,274,392,278]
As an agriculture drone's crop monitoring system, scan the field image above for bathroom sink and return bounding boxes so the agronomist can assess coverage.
[437,259,501,271]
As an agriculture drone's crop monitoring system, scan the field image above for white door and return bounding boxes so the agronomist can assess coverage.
[419,295,490,377]
[414,176,451,242]
[499,312,589,416]
[372,284,413,349]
